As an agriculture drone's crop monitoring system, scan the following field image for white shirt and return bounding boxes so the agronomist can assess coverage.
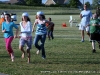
[80,10,92,26]
[20,21,32,37]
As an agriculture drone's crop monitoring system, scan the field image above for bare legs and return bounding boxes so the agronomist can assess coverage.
[81,30,84,42]
[10,52,14,62]
[27,50,30,63]
[19,46,30,63]
[81,30,90,42]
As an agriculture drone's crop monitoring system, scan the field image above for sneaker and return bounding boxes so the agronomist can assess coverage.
[42,57,46,59]
[81,40,84,42]
[92,49,96,53]
[42,55,46,59]
[36,50,40,55]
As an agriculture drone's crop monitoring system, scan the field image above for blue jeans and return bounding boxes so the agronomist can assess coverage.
[47,30,54,40]
[33,34,46,58]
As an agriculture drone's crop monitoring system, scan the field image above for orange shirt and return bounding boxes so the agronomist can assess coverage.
[0,18,5,25]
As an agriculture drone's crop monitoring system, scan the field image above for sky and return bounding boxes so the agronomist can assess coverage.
[0,0,9,1]
[42,0,93,4]
[80,0,92,4]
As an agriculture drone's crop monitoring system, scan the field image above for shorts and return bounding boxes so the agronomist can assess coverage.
[19,37,32,50]
[90,33,100,41]
[79,22,90,31]
[79,25,90,32]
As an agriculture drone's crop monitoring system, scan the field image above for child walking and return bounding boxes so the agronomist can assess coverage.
[2,14,19,62]
[19,12,32,63]
[46,17,54,40]
[89,13,100,53]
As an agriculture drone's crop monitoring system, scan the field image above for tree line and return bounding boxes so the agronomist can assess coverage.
[0,0,100,8]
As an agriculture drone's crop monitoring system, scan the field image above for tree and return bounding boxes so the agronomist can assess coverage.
[85,2,90,9]
[24,0,41,6]
[92,0,100,8]
[69,0,80,8]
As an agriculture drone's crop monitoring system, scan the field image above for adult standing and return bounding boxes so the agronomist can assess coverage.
[19,12,32,63]
[79,4,92,42]
[2,14,19,62]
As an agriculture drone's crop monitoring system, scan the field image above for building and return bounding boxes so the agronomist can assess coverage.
[5,0,18,4]
[45,0,69,5]
[0,0,24,4]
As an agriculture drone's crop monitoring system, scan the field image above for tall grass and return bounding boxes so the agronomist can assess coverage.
[0,13,100,75]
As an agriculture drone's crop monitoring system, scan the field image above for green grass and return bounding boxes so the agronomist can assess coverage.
[0,12,100,75]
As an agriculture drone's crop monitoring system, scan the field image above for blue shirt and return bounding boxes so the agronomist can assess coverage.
[2,21,18,38]
[35,24,47,35]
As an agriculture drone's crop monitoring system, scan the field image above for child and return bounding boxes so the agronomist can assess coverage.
[19,12,32,63]
[2,14,19,62]
[79,4,92,42]
[0,12,5,25]
[46,17,54,40]
[32,11,53,59]
[89,13,100,53]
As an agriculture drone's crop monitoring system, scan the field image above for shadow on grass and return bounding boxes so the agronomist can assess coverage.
[80,60,100,64]
[32,57,100,65]
[0,55,9,58]
[0,55,21,58]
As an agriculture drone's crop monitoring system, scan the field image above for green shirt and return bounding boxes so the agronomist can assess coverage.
[90,19,100,33]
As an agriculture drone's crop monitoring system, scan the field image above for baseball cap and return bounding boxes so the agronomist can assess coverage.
[22,12,29,17]
[36,11,44,16]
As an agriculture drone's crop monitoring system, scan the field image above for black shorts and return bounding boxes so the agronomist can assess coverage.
[90,33,100,41]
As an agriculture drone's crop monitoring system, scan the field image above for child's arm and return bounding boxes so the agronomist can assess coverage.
[92,24,97,26]
[2,29,6,33]
[92,22,99,26]
[2,23,6,33]
[80,14,82,19]
[45,20,53,26]
[32,23,36,32]
[32,19,38,32]
[85,24,90,28]
[14,28,19,38]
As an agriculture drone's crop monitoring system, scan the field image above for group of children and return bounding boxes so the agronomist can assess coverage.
[79,4,100,53]
[1,11,54,63]
[2,6,100,63]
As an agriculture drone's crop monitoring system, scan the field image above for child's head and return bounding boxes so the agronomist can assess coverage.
[4,14,11,22]
[22,12,30,21]
[84,4,88,10]
[36,11,45,19]
[92,13,98,19]
[48,17,52,21]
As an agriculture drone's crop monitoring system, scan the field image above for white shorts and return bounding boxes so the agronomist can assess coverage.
[79,23,90,32]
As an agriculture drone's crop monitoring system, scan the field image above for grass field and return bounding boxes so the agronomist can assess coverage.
[0,11,100,75]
